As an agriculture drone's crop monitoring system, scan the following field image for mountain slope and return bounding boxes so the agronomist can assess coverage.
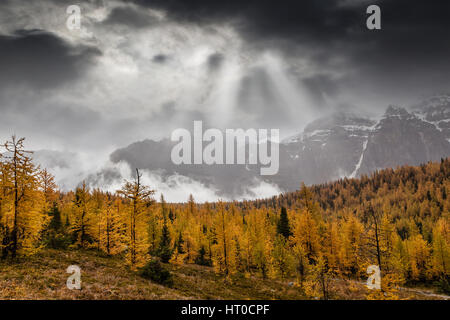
[358,105,450,176]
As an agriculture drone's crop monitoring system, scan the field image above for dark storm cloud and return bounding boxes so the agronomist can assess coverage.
[207,53,224,72]
[0,29,101,90]
[128,0,450,48]
[128,0,450,99]
[46,0,105,6]
[152,54,169,63]
[104,6,157,28]
[302,74,340,105]
[128,0,362,42]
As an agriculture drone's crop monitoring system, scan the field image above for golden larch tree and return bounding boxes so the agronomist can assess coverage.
[0,136,48,258]
[118,168,155,269]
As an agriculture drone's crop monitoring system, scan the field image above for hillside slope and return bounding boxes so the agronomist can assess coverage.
[0,249,447,300]
[0,249,308,300]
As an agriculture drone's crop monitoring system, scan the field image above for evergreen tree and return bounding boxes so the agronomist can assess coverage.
[175,232,185,254]
[168,209,174,222]
[195,245,211,266]
[276,207,291,239]
[155,218,173,263]
[46,202,71,249]
[48,202,62,231]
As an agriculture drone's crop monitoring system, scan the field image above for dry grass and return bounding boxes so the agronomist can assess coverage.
[0,249,306,300]
[0,249,447,300]
[0,249,182,299]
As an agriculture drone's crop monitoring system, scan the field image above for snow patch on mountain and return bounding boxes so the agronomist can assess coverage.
[350,139,368,178]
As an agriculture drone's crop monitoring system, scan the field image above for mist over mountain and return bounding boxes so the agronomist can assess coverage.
[83,95,449,199]
[32,95,450,201]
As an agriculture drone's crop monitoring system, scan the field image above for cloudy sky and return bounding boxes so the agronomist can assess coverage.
[1,0,449,199]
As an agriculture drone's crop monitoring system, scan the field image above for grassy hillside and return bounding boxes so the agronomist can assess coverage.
[0,248,447,300]
[0,248,304,300]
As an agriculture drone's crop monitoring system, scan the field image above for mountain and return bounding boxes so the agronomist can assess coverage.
[412,95,450,141]
[278,112,376,189]
[98,95,450,198]
[110,139,260,197]
[357,105,450,176]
